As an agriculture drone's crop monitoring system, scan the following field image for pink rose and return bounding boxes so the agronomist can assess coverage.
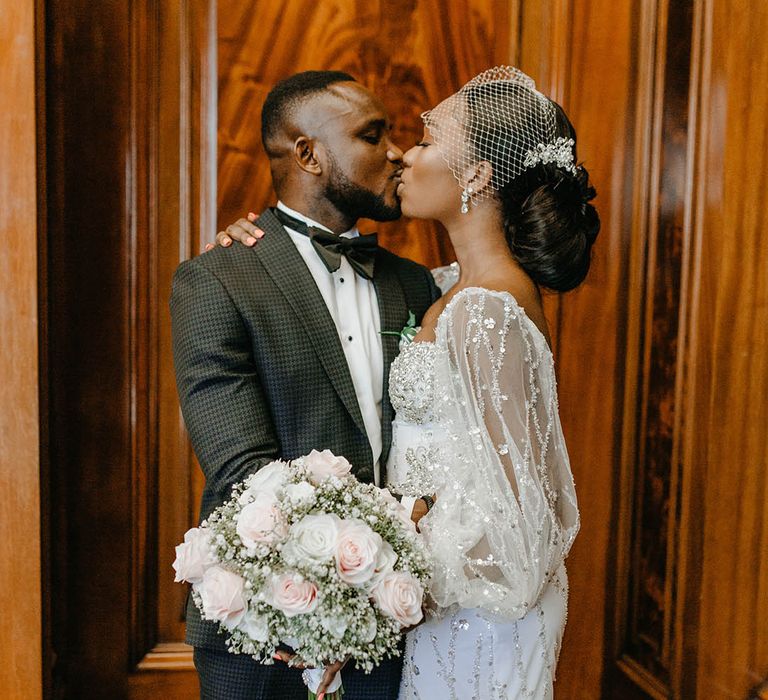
[172,527,215,583]
[269,573,319,617]
[303,449,352,483]
[236,492,288,547]
[195,566,247,630]
[335,520,382,586]
[372,572,424,627]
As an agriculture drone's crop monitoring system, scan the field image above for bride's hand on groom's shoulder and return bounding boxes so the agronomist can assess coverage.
[203,212,265,252]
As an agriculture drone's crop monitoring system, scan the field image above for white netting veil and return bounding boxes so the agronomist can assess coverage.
[421,66,577,205]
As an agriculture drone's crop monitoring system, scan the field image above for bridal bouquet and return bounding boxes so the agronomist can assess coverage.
[173,450,431,698]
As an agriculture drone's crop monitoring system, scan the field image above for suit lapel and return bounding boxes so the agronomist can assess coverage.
[373,255,408,470]
[252,209,367,440]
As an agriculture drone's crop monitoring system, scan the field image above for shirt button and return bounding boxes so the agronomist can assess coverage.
[339,277,345,283]
[347,336,353,342]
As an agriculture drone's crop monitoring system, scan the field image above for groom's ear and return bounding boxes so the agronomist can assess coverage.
[293,136,323,176]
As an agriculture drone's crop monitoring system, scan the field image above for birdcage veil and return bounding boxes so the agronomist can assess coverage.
[421,66,577,206]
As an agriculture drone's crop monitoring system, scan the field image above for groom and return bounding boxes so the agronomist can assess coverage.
[171,71,440,699]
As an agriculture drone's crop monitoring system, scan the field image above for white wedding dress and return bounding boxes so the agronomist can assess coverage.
[386,267,579,699]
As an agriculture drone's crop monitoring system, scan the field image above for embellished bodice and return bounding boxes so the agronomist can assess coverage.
[388,340,438,425]
[385,338,443,497]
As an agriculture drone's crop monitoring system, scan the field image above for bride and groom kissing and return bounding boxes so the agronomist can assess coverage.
[171,67,599,699]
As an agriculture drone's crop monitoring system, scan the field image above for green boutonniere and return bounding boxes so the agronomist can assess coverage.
[381,311,418,345]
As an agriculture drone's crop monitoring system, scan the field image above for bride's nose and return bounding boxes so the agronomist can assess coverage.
[402,146,417,167]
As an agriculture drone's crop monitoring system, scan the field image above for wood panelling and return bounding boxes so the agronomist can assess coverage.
[622,0,694,690]
[43,0,208,695]
[542,0,639,696]
[217,0,521,269]
[0,1,42,697]
[688,0,768,695]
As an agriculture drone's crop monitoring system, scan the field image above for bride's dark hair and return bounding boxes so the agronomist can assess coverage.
[464,86,600,292]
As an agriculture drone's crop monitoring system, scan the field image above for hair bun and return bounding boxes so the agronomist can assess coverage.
[502,163,600,292]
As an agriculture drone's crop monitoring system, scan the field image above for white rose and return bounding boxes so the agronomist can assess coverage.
[238,609,270,643]
[303,449,352,483]
[269,573,319,617]
[239,461,288,503]
[283,481,316,506]
[334,519,382,586]
[195,566,247,630]
[372,572,424,627]
[285,513,340,562]
[172,527,215,583]
[236,492,288,547]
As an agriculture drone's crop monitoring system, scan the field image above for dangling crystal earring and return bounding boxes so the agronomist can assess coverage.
[460,186,473,214]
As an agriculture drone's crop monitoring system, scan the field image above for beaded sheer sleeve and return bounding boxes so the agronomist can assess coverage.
[420,288,579,619]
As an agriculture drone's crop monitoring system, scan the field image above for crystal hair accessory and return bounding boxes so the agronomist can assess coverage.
[421,66,567,204]
[522,137,578,175]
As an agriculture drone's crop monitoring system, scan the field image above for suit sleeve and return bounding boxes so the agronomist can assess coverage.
[170,259,279,496]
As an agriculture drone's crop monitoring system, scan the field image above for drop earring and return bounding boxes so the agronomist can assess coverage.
[460,186,473,214]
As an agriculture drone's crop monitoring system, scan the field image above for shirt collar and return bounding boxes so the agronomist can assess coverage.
[276,201,360,239]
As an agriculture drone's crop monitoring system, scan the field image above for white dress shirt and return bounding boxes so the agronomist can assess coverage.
[276,201,384,485]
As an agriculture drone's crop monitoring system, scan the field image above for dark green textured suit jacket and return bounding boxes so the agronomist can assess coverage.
[170,208,440,649]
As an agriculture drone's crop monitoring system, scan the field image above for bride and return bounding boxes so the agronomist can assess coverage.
[216,66,599,699]
[384,66,598,699]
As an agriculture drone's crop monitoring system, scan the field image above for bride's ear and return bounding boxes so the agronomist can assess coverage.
[460,161,494,196]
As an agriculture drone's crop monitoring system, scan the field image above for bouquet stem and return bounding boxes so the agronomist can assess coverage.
[307,689,343,700]
[302,668,343,699]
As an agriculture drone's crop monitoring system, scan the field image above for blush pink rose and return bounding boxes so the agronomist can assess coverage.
[269,573,319,617]
[372,572,424,627]
[195,565,247,630]
[335,520,382,586]
[303,449,352,482]
[236,492,288,547]
[172,527,215,583]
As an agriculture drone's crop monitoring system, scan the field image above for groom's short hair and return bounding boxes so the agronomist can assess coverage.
[261,70,357,157]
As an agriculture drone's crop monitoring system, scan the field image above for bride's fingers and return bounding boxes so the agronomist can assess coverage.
[228,218,264,246]
[316,659,346,699]
[215,230,233,247]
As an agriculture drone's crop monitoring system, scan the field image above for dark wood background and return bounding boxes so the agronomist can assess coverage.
[6,0,763,698]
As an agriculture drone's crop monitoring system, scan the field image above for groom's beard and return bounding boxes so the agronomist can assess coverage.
[324,154,402,223]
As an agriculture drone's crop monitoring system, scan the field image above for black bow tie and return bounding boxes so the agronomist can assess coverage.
[272,208,377,280]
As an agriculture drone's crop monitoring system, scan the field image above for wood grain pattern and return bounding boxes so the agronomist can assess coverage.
[0,1,42,697]
[541,0,638,696]
[42,0,204,695]
[687,0,768,695]
[625,0,694,686]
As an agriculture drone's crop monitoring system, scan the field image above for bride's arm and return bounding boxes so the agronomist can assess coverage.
[423,290,578,617]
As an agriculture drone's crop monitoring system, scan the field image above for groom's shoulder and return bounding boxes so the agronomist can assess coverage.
[376,245,431,281]
[173,239,266,291]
